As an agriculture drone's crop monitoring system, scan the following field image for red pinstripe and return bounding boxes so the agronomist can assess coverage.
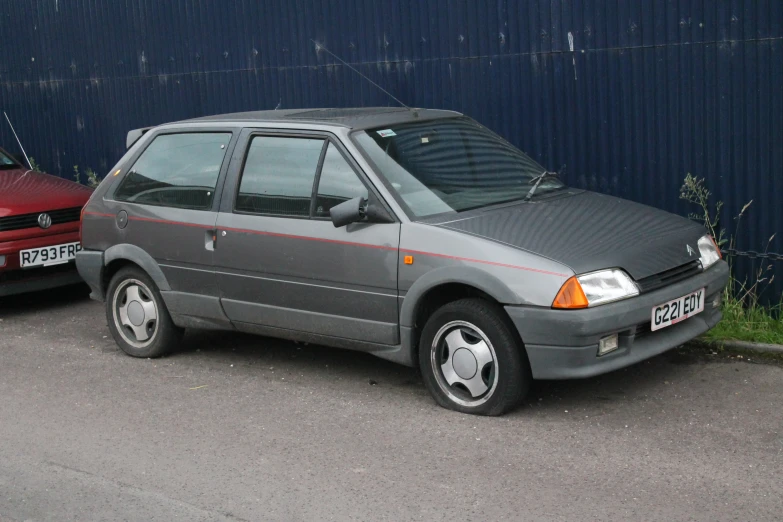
[82,212,568,277]
[401,248,569,277]
[130,215,216,229]
[220,225,398,251]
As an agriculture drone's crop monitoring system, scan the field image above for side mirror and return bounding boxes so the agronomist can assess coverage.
[330,195,395,228]
[330,196,365,228]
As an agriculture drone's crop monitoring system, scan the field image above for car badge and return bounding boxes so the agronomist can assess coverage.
[686,244,695,256]
[37,213,52,229]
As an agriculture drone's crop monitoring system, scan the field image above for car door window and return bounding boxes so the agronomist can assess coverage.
[236,136,324,217]
[314,143,369,217]
[115,133,231,209]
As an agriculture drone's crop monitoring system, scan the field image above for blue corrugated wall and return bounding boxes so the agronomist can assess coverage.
[1,1,781,299]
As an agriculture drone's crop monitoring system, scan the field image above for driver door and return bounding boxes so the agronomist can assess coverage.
[214,130,401,345]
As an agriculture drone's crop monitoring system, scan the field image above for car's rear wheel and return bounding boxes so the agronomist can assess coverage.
[419,298,530,416]
[106,266,182,358]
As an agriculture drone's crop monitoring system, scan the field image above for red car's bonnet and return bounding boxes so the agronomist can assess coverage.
[0,168,93,217]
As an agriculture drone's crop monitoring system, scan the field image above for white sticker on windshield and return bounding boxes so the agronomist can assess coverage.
[376,129,397,137]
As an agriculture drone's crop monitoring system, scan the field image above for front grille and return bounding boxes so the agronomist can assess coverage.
[0,207,82,232]
[636,260,702,293]
[634,322,653,338]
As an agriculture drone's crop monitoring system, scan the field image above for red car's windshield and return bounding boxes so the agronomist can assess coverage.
[0,149,21,170]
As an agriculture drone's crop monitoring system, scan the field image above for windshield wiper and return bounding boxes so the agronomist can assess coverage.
[524,165,565,201]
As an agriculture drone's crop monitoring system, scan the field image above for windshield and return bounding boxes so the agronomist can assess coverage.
[0,149,21,170]
[353,117,565,217]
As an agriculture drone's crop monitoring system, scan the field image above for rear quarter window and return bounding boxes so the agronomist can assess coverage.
[114,132,231,210]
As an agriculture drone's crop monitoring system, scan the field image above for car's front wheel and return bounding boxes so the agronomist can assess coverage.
[106,266,183,358]
[419,298,530,415]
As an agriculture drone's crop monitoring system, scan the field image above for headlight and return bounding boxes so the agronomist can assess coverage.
[553,269,639,309]
[697,234,721,269]
[578,269,639,306]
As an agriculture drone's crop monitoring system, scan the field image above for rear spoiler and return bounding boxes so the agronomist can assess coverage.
[126,127,153,149]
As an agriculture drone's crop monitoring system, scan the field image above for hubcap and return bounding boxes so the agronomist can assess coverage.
[431,321,498,407]
[113,280,158,347]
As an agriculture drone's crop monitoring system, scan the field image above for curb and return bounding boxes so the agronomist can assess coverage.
[694,339,783,354]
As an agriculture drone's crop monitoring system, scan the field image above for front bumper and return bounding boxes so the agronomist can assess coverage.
[505,261,729,379]
[0,263,83,297]
[0,229,85,297]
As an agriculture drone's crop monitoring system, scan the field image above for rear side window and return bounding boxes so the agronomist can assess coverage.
[236,136,324,216]
[115,133,231,210]
[314,143,368,217]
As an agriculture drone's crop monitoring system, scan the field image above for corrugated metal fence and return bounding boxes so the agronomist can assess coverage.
[1,0,781,300]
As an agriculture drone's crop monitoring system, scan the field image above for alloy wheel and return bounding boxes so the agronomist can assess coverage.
[113,279,159,348]
[430,320,499,407]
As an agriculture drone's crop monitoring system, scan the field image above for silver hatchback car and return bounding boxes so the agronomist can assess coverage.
[77,108,728,415]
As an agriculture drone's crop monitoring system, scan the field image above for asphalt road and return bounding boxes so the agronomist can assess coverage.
[1,286,782,521]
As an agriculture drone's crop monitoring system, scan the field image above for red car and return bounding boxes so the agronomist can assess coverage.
[0,147,92,297]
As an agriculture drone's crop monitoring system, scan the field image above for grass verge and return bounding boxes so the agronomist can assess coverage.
[702,295,783,345]
[680,174,782,346]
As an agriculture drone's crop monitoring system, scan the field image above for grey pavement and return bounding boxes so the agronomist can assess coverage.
[1,285,781,521]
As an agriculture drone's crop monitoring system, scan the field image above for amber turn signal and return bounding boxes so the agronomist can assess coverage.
[552,276,589,309]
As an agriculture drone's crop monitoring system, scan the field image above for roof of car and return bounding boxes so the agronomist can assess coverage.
[182,107,462,130]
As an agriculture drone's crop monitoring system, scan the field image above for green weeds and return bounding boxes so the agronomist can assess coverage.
[73,165,102,188]
[680,174,782,345]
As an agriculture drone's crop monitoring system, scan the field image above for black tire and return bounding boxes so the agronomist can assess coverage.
[105,265,183,358]
[418,298,531,416]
